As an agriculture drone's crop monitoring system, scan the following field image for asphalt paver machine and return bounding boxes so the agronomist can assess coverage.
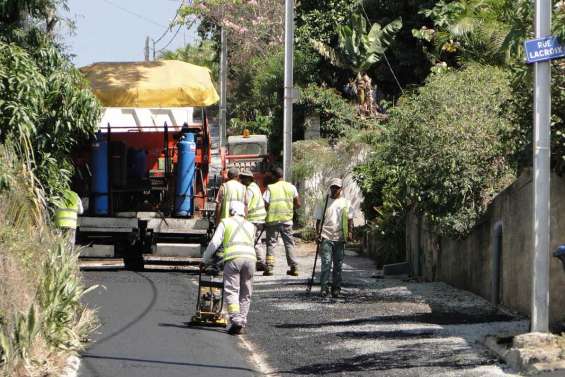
[73,61,220,268]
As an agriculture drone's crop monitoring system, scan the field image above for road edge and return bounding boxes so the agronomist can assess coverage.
[239,335,278,377]
[59,354,80,377]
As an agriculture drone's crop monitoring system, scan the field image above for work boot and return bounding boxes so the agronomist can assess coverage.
[331,287,341,298]
[227,324,243,335]
[286,266,299,277]
[263,267,273,276]
[256,261,266,272]
[320,286,330,298]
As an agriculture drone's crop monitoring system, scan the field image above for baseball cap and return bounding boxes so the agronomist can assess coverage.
[329,178,343,188]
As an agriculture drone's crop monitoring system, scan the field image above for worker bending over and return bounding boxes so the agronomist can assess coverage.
[202,202,256,335]
[240,170,267,271]
[314,178,353,298]
[263,167,301,276]
[215,167,246,225]
[54,188,84,249]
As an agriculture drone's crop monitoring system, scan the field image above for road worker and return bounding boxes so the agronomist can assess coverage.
[54,188,84,249]
[240,170,267,271]
[314,178,353,298]
[263,167,301,276]
[215,167,246,225]
[202,201,256,335]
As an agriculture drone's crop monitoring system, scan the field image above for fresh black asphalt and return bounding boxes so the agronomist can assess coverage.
[78,270,258,377]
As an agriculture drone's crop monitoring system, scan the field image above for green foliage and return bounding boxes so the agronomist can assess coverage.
[296,85,377,139]
[0,39,101,200]
[414,0,565,67]
[296,0,357,45]
[355,64,517,238]
[159,40,219,81]
[0,144,97,376]
[228,46,321,156]
[508,61,565,174]
[312,13,402,74]
[38,242,98,350]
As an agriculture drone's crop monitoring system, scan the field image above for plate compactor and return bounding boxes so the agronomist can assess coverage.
[190,265,228,327]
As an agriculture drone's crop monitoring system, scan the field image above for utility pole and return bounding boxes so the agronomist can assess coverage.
[283,0,294,181]
[152,39,156,61]
[145,36,150,61]
[219,27,228,148]
[531,0,552,333]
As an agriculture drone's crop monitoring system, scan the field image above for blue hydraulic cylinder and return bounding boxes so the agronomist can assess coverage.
[91,134,109,215]
[175,132,196,217]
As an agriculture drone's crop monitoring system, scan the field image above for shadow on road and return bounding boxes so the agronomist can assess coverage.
[81,353,258,373]
[277,343,496,375]
[158,322,227,334]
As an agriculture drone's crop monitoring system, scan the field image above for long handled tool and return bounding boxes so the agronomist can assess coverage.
[306,194,330,293]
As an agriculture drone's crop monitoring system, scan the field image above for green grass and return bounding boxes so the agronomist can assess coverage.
[0,144,97,377]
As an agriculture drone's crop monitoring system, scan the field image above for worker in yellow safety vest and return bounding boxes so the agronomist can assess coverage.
[202,201,256,335]
[263,167,301,277]
[315,178,353,298]
[240,170,267,271]
[215,167,246,225]
[54,188,84,249]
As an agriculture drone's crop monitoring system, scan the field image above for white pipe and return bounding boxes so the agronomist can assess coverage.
[531,0,552,333]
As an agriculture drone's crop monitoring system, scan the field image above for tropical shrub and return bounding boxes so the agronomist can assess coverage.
[0,38,101,200]
[355,64,518,241]
[0,144,97,377]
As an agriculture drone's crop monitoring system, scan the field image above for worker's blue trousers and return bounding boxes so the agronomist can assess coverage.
[319,239,345,291]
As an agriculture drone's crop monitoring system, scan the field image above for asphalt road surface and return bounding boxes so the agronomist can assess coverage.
[78,270,258,377]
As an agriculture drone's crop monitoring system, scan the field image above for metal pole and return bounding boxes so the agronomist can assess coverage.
[283,0,294,180]
[531,0,552,333]
[219,27,228,148]
[145,36,150,61]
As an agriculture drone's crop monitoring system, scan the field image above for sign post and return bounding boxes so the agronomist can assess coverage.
[530,0,552,333]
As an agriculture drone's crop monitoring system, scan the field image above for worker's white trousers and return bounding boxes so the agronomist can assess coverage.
[224,258,255,326]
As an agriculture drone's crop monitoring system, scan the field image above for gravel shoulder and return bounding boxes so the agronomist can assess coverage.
[243,241,527,376]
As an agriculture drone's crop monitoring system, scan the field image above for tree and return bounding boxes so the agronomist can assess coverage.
[413,0,565,67]
[178,0,284,65]
[0,1,101,200]
[0,0,69,35]
[312,13,402,115]
[159,40,219,81]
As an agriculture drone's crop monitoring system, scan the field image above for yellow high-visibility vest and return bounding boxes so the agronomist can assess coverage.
[265,181,295,223]
[54,190,81,229]
[246,182,266,223]
[222,216,256,262]
[220,180,246,219]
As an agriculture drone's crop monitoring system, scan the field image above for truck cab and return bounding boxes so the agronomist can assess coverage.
[222,133,270,190]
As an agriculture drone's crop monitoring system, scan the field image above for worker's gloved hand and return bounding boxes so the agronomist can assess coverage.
[200,262,220,276]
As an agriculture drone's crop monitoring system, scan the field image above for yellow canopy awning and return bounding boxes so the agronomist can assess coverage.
[80,60,219,107]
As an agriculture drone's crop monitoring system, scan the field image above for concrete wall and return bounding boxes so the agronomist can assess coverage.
[406,170,565,325]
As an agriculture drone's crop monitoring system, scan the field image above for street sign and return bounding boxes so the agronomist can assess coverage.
[524,36,565,64]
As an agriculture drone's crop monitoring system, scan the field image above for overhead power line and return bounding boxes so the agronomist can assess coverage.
[359,2,404,94]
[153,0,186,45]
[155,18,197,55]
[101,0,166,28]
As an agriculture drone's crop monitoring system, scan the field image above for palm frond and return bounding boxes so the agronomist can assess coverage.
[310,39,349,70]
